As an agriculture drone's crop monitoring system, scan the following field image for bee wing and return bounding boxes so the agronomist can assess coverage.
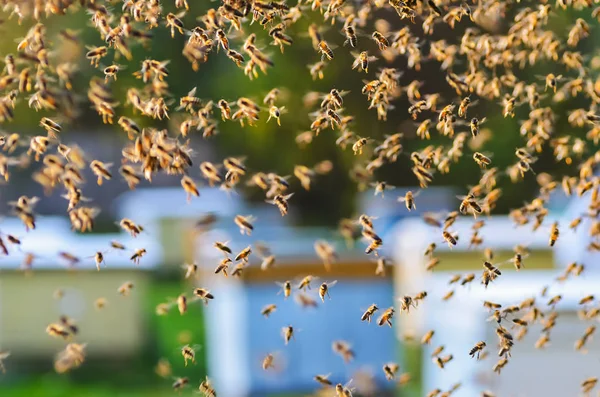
[413,190,422,198]
[327,280,338,287]
[187,87,197,97]
[282,192,294,200]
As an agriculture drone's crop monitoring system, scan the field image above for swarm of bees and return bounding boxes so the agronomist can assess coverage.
[2,0,600,395]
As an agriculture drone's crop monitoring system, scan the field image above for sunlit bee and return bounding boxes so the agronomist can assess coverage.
[193,288,214,305]
[235,215,255,235]
[372,31,389,51]
[117,117,140,140]
[261,304,277,318]
[119,165,141,190]
[39,117,61,138]
[235,245,252,263]
[227,49,245,67]
[314,373,333,386]
[318,40,334,61]
[383,362,399,380]
[377,307,395,327]
[282,326,294,345]
[180,176,200,202]
[118,281,134,296]
[85,46,108,67]
[276,280,292,298]
[130,248,146,265]
[266,193,294,216]
[352,51,377,73]
[473,152,491,168]
[442,231,457,248]
[343,25,357,48]
[549,222,559,247]
[262,353,275,371]
[318,280,338,302]
[399,190,419,210]
[267,106,286,126]
[361,304,379,322]
[103,64,125,82]
[90,160,112,186]
[172,377,189,392]
[199,376,216,397]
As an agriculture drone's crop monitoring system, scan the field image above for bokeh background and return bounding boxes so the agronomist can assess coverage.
[0,0,599,396]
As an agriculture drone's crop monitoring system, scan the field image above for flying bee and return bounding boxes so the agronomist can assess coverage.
[318,40,334,61]
[214,258,231,276]
[421,330,435,345]
[343,25,357,47]
[262,353,275,371]
[235,246,252,263]
[103,64,126,82]
[469,341,486,359]
[39,117,61,138]
[398,190,420,211]
[298,275,317,291]
[234,215,255,235]
[90,160,112,185]
[282,325,295,345]
[378,307,395,327]
[199,376,216,397]
[549,222,559,247]
[352,51,377,73]
[442,231,457,247]
[372,31,389,50]
[352,137,370,155]
[541,73,563,93]
[267,105,286,126]
[181,345,200,366]
[166,12,185,38]
[361,304,379,322]
[180,176,200,202]
[470,117,486,137]
[458,96,477,118]
[118,281,134,296]
[318,280,338,302]
[473,152,492,168]
[130,248,146,265]
[383,362,399,380]
[266,193,294,216]
[261,304,277,318]
[85,46,108,67]
[314,373,333,386]
[193,288,214,305]
[276,280,292,298]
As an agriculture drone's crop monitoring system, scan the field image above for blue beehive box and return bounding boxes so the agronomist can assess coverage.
[195,225,398,397]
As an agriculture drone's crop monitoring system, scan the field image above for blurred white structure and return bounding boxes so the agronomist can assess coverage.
[392,209,600,396]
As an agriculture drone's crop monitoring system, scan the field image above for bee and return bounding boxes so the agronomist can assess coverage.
[361,304,379,322]
[85,46,108,67]
[262,353,275,371]
[352,137,370,155]
[469,341,486,359]
[90,160,112,186]
[234,215,255,235]
[39,117,61,138]
[235,246,252,263]
[266,193,294,216]
[282,325,295,345]
[318,280,338,302]
[343,25,357,48]
[181,345,199,366]
[377,307,395,327]
[318,40,334,61]
[193,288,214,305]
[399,190,419,211]
[421,330,435,345]
[549,222,559,246]
[442,231,457,247]
[473,152,492,168]
[130,248,146,265]
[383,362,399,380]
[118,281,134,296]
[372,31,389,51]
[261,304,277,318]
[314,373,333,386]
[276,280,292,298]
[198,376,216,397]
[172,377,189,392]
[176,294,187,315]
[352,51,376,73]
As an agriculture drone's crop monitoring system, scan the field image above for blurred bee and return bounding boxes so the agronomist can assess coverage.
[473,152,492,168]
[399,190,420,211]
[282,326,295,345]
[118,281,134,296]
[172,377,189,391]
[469,341,486,359]
[383,362,399,380]
[318,40,334,61]
[234,215,255,235]
[276,280,292,298]
[352,51,377,73]
[377,307,395,327]
[361,304,379,323]
[181,345,200,366]
[266,193,294,216]
[193,288,214,305]
[318,280,338,302]
[549,222,559,247]
[199,376,216,397]
[261,304,277,318]
[235,246,252,263]
[372,31,389,51]
[90,160,112,186]
[343,26,357,48]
